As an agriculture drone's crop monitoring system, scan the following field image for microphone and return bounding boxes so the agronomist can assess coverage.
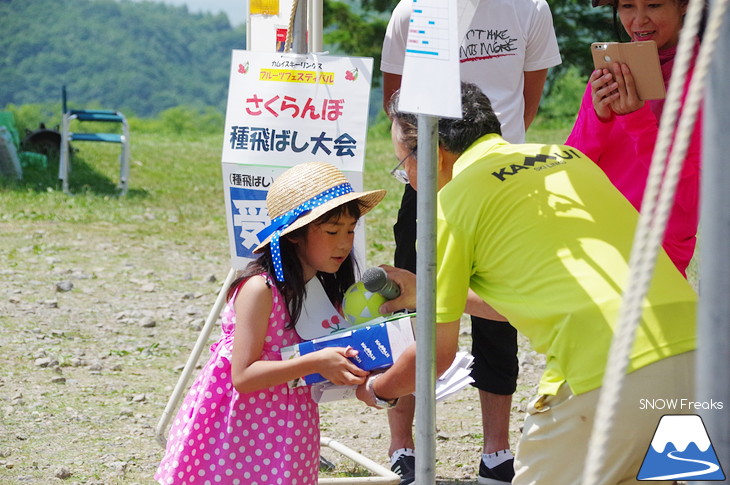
[362,267,401,300]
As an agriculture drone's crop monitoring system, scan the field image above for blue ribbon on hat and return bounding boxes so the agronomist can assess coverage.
[257,182,354,282]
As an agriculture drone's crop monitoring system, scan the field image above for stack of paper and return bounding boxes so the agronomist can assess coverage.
[435,351,474,402]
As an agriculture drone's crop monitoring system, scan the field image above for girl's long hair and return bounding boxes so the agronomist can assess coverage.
[227,199,363,327]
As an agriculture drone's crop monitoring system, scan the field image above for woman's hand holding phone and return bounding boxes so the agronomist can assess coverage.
[589,41,664,120]
[591,63,645,121]
[608,63,645,115]
[591,68,619,120]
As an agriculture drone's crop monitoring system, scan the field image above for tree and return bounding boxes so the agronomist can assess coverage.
[550,0,616,79]
[322,0,392,85]
[0,0,245,117]
[321,0,616,88]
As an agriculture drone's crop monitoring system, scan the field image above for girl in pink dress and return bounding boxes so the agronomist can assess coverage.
[156,162,386,485]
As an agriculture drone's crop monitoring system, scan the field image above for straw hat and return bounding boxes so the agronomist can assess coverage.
[254,162,386,253]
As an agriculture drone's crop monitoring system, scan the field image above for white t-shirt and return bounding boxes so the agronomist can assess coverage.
[381,0,562,143]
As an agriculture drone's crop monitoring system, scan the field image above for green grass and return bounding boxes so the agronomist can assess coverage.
[1,132,227,241]
[526,125,571,144]
[0,123,571,267]
[0,123,405,270]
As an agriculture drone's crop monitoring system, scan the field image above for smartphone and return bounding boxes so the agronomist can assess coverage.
[591,40,666,100]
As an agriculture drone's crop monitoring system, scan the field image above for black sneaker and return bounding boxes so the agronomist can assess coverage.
[477,457,515,484]
[391,453,415,485]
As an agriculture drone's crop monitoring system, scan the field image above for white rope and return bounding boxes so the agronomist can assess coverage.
[581,0,730,482]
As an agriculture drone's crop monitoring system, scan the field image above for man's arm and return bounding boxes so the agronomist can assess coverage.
[466,289,508,322]
[377,265,507,322]
[357,320,461,405]
[523,68,549,130]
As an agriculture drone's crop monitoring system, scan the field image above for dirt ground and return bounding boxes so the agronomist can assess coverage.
[0,220,545,484]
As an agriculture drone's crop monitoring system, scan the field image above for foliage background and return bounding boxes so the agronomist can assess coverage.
[2,0,617,131]
[1,0,244,118]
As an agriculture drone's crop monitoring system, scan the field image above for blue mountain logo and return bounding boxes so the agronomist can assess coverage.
[638,414,726,481]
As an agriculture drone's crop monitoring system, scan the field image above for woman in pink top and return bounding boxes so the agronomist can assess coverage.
[566,0,702,275]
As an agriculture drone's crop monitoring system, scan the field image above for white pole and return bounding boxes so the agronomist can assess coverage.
[310,0,323,52]
[415,114,439,484]
[693,0,730,482]
[292,0,307,54]
[319,437,400,484]
[59,113,71,194]
[154,268,237,447]
[119,115,130,196]
[244,0,251,49]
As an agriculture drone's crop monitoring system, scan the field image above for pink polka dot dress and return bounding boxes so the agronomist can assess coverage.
[156,275,320,485]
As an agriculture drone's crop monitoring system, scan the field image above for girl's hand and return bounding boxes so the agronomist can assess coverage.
[316,347,369,386]
[608,62,645,116]
[590,68,620,121]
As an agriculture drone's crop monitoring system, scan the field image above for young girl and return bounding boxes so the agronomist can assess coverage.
[155,162,386,485]
[566,0,703,276]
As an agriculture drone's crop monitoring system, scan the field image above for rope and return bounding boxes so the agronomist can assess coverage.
[581,0,730,482]
[284,0,300,53]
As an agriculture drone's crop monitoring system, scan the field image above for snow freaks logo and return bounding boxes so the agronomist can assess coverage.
[637,415,726,481]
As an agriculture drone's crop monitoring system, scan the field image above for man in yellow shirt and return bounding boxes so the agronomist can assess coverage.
[358,82,696,484]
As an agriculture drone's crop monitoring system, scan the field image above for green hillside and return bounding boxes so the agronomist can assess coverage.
[1,0,614,129]
[0,0,246,117]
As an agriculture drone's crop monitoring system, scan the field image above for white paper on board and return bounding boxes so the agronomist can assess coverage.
[398,0,462,118]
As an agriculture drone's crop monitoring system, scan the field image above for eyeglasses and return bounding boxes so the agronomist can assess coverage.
[390,148,415,184]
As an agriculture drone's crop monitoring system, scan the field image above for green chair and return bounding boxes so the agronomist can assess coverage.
[59,87,130,195]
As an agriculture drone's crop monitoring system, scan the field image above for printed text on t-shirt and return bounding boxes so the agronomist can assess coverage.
[461,29,517,62]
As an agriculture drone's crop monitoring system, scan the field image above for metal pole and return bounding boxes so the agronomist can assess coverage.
[154,268,237,447]
[292,0,308,55]
[415,114,438,484]
[119,115,130,196]
[693,0,730,482]
[319,437,400,484]
[310,0,323,52]
[244,0,251,49]
[59,113,71,194]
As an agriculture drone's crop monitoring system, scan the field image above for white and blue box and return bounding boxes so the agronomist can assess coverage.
[281,314,415,387]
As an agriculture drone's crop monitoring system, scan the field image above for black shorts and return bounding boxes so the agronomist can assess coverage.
[469,316,519,395]
[393,184,518,395]
[393,184,417,273]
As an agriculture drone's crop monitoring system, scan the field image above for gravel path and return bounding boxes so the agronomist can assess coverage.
[0,220,544,484]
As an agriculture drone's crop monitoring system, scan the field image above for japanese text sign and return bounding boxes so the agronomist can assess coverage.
[222,51,374,172]
[221,163,366,269]
[220,52,373,269]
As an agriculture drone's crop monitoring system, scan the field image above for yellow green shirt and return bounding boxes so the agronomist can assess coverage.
[436,134,696,395]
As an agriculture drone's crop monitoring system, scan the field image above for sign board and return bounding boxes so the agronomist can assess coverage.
[221,162,365,267]
[249,0,293,52]
[398,0,465,118]
[250,0,278,15]
[221,50,373,269]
